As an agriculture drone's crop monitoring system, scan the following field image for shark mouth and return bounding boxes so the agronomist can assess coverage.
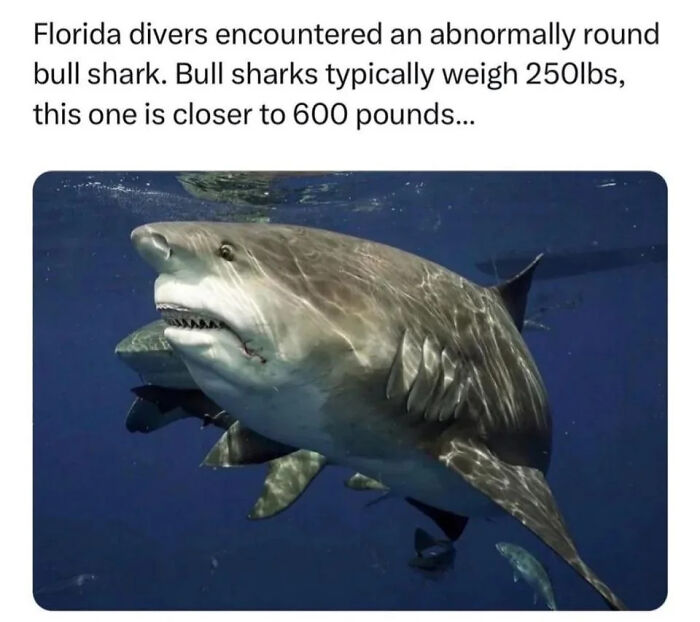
[158,304,226,330]
[156,304,266,363]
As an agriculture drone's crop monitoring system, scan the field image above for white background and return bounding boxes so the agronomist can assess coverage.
[2,0,696,619]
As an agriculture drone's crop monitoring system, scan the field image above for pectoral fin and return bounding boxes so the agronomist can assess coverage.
[201,422,295,467]
[248,450,327,519]
[439,438,626,610]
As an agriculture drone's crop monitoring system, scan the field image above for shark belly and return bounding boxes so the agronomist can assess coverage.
[184,360,495,518]
[343,451,497,517]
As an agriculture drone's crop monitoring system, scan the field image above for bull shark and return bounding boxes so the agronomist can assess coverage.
[130,222,625,609]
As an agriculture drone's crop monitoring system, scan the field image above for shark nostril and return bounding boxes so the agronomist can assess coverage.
[131,227,173,270]
[150,233,171,259]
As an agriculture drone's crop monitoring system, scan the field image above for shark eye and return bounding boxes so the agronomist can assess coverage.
[218,243,236,262]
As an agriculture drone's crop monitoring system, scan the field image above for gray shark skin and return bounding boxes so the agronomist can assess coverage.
[116,322,291,460]
[117,327,378,517]
[116,320,196,389]
[115,322,309,517]
[130,222,625,609]
[496,542,557,610]
[248,450,327,519]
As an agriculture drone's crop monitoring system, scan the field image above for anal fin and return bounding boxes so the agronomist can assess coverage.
[439,438,626,610]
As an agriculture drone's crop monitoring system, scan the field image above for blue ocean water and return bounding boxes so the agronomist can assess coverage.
[33,171,667,610]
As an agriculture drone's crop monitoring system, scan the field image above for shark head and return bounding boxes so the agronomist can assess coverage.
[131,222,375,397]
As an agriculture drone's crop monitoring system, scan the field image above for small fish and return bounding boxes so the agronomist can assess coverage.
[35,573,97,596]
[496,542,557,610]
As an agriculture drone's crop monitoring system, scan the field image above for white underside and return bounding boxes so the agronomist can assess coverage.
[181,356,497,518]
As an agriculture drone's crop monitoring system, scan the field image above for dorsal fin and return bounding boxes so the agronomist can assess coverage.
[492,253,543,332]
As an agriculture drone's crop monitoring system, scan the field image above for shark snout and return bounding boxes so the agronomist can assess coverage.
[131,225,173,273]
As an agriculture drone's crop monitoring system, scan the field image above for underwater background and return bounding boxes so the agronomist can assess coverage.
[33,171,667,610]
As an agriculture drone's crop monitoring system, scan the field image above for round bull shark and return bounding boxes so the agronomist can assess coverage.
[129,222,625,609]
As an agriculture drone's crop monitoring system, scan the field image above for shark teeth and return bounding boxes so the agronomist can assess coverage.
[156,303,267,364]
[156,305,226,330]
[163,316,225,329]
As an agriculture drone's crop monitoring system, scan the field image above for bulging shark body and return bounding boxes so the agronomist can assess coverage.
[130,222,624,609]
